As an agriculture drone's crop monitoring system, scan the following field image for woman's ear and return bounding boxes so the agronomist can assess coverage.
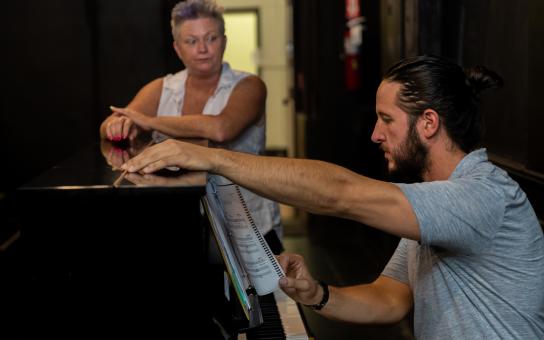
[421,109,440,138]
[173,40,182,59]
[221,35,227,56]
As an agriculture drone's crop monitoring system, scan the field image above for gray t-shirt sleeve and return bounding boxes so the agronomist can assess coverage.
[381,238,410,285]
[397,179,504,254]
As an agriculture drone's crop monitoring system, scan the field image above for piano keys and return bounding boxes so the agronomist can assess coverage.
[243,290,310,340]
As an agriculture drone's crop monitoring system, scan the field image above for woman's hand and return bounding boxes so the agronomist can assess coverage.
[110,106,153,134]
[103,111,140,141]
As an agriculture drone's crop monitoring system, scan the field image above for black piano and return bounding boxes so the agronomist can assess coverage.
[5,139,309,339]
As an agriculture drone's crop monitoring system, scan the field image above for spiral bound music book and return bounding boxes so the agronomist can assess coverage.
[204,175,285,299]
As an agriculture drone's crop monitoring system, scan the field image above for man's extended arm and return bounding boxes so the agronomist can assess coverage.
[122,140,420,239]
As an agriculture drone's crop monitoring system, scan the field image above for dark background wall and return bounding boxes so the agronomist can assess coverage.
[1,0,542,221]
[293,0,542,223]
[1,0,181,193]
[293,0,384,180]
[418,0,543,221]
[2,1,95,192]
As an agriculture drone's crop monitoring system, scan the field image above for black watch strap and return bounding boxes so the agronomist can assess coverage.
[305,280,329,311]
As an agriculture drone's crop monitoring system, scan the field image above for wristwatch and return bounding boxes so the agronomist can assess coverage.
[304,280,329,311]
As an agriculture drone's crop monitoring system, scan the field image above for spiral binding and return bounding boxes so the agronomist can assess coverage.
[234,185,284,278]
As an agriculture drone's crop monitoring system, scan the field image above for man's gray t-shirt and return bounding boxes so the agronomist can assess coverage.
[382,149,544,339]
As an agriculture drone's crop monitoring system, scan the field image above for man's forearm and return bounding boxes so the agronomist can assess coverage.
[122,140,419,239]
[318,283,412,324]
[211,148,420,239]
[212,149,363,217]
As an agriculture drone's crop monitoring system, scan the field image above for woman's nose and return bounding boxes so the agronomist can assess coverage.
[197,40,207,53]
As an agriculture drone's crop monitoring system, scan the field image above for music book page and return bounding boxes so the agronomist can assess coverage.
[202,192,251,315]
[208,175,285,296]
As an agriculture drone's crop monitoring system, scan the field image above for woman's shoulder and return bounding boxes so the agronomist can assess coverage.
[237,74,265,87]
[164,69,188,84]
[161,69,188,94]
[243,76,266,96]
[221,63,260,83]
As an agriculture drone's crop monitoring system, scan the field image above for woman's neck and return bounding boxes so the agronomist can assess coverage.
[187,72,220,95]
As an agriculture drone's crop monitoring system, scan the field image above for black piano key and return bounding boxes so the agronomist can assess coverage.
[246,293,287,340]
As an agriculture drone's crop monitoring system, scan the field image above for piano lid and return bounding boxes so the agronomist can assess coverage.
[18,138,206,193]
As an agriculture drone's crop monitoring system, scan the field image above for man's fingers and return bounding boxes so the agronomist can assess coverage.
[122,143,170,172]
[277,252,302,271]
[276,254,290,270]
[279,277,312,292]
[281,286,297,296]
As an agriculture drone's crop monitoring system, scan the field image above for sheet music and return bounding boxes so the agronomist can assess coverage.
[202,194,252,317]
[208,175,285,296]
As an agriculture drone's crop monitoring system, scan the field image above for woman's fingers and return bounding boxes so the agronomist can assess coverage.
[122,117,132,139]
[106,115,132,141]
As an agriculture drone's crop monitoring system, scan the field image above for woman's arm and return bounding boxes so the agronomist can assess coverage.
[111,75,266,142]
[99,78,163,140]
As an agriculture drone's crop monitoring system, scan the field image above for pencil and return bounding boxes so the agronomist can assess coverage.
[113,169,128,188]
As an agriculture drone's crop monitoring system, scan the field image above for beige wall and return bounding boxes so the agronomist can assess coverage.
[222,0,294,156]
[223,12,258,75]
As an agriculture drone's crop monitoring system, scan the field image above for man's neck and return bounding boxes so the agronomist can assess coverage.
[423,144,466,182]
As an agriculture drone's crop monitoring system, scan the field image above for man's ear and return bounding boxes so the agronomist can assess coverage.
[420,109,440,138]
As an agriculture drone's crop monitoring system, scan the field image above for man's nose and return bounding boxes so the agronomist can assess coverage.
[371,122,383,143]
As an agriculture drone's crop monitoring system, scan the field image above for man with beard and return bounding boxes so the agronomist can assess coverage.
[121,56,544,339]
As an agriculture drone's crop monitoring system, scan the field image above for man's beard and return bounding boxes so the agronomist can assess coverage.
[386,121,429,183]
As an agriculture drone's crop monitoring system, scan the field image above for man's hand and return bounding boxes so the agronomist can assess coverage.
[121,139,216,174]
[125,171,206,187]
[277,253,323,307]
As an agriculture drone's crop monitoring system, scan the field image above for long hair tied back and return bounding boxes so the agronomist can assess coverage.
[465,65,503,100]
[384,55,503,152]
